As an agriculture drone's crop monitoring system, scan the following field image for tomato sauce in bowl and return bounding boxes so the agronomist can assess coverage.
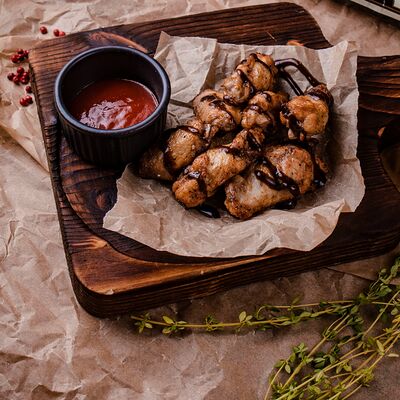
[55,46,171,166]
[69,78,158,130]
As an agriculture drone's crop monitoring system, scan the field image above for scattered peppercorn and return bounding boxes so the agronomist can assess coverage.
[6,47,33,106]
[20,95,33,107]
[40,26,48,34]
[20,75,29,85]
[10,48,29,64]
[53,29,60,37]
[11,54,20,64]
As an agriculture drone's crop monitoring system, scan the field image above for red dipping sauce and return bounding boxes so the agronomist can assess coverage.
[69,79,158,130]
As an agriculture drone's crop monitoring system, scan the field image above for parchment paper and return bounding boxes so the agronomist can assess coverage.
[104,33,364,258]
[1,2,399,400]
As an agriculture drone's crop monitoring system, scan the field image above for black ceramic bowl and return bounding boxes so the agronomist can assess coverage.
[54,46,171,166]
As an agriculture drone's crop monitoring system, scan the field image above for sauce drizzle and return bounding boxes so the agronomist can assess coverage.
[254,156,300,198]
[196,204,220,218]
[275,58,321,89]
[246,130,263,152]
[236,69,256,97]
[186,170,208,196]
[281,104,304,140]
[306,86,333,108]
[200,94,236,126]
[250,53,273,75]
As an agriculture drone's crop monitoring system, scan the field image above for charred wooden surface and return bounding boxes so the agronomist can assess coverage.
[29,3,400,316]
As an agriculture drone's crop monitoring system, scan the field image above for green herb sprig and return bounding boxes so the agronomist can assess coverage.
[131,300,356,335]
[264,257,400,400]
[131,256,400,400]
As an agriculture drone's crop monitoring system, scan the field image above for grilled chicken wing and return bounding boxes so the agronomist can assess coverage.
[138,118,218,180]
[225,144,315,219]
[172,128,265,208]
[280,84,333,140]
[241,91,288,132]
[221,53,278,105]
[138,145,175,181]
[193,89,242,132]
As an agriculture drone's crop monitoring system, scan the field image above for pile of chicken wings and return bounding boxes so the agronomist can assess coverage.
[138,53,333,219]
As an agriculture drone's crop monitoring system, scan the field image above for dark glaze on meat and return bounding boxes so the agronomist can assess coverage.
[221,52,278,105]
[280,84,332,140]
[139,55,333,220]
[139,53,279,182]
[255,156,300,198]
[225,144,315,219]
[172,128,265,208]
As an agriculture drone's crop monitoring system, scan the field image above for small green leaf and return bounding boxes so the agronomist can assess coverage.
[312,386,321,394]
[162,316,174,325]
[391,307,399,316]
[376,340,385,355]
[144,322,153,329]
[387,353,399,358]
[343,363,352,372]
[284,364,291,374]
[390,261,399,278]
[314,370,324,382]
[239,311,247,322]
[350,305,359,314]
[366,336,376,348]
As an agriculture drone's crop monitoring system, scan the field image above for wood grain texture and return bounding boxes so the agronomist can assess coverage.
[29,3,400,317]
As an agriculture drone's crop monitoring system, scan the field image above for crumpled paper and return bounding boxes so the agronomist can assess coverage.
[0,1,399,400]
[103,33,364,258]
[1,0,400,171]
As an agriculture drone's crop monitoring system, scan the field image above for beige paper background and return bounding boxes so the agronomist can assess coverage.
[104,35,364,257]
[0,1,399,399]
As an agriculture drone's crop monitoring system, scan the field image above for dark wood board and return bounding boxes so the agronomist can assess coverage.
[29,3,400,317]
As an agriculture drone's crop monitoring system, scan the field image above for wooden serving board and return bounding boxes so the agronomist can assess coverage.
[29,3,400,317]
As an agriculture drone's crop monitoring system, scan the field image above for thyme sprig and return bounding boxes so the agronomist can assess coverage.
[265,256,400,399]
[130,256,400,399]
[131,301,355,334]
